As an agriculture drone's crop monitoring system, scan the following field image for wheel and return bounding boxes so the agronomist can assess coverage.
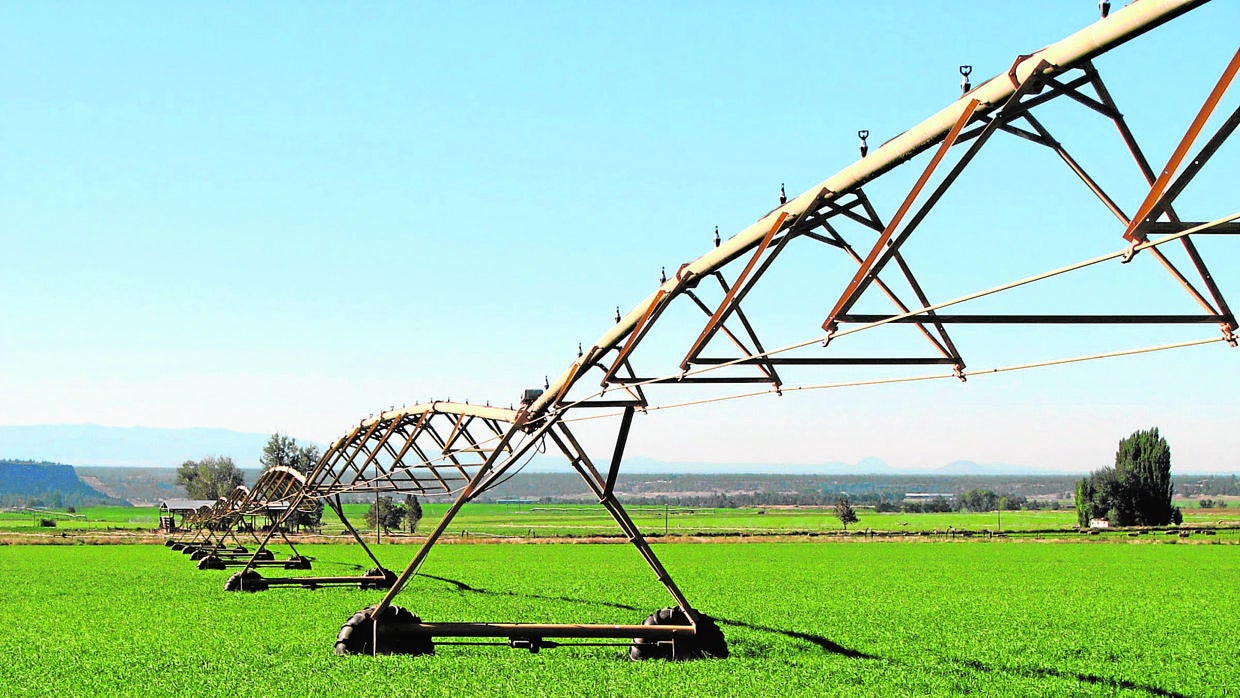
[189,550,208,561]
[164,539,176,547]
[630,608,728,661]
[253,549,275,561]
[169,543,185,551]
[284,556,312,570]
[224,570,269,592]
[335,605,433,656]
[197,555,226,571]
[359,567,397,590]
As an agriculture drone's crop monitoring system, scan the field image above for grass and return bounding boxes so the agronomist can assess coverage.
[0,541,1236,696]
[0,506,160,531]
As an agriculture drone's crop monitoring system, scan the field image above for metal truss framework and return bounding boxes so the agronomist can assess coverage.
[222,0,1237,658]
[166,485,251,560]
[230,402,697,639]
[228,403,523,591]
[167,467,320,571]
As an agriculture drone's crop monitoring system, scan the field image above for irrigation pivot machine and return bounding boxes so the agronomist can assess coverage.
[165,467,317,571]
[246,0,1239,658]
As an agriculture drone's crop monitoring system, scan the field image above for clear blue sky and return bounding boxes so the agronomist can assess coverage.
[2,1,1238,473]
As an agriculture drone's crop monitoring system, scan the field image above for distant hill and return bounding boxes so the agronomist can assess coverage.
[524,454,1051,475]
[0,424,292,468]
[1,424,1086,476]
[0,460,128,507]
[77,466,260,506]
[936,460,1043,475]
[67,465,1084,506]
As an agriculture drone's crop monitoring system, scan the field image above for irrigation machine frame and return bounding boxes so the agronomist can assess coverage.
[217,0,1236,660]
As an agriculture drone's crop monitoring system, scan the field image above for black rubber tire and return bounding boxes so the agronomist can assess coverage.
[284,556,312,570]
[170,542,185,551]
[335,605,433,656]
[197,555,226,571]
[164,539,176,547]
[224,570,269,592]
[253,549,275,561]
[359,567,397,590]
[630,608,728,661]
[189,550,209,561]
[180,545,197,555]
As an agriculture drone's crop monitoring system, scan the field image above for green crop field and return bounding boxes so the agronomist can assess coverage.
[6,503,1238,542]
[2,541,1236,697]
[0,506,161,530]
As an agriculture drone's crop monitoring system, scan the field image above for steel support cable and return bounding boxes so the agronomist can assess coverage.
[313,428,526,497]
[638,336,1225,414]
[468,436,548,496]
[351,421,510,476]
[552,212,1238,407]
[529,0,1216,421]
[561,409,628,424]
[338,430,543,499]
[329,222,1237,459]
[560,330,1228,425]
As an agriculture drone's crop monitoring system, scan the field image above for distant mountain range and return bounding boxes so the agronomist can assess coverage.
[0,424,279,469]
[526,455,1073,475]
[0,424,1077,475]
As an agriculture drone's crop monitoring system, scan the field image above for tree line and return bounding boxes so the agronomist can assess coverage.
[169,426,1195,532]
[175,434,429,533]
[175,433,323,530]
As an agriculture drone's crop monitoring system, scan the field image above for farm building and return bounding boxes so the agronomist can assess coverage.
[158,499,214,531]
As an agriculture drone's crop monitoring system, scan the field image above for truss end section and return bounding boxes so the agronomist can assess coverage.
[821,319,839,346]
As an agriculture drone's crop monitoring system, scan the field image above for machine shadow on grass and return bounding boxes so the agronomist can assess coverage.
[419,573,877,660]
[954,659,1188,698]
[418,573,1189,697]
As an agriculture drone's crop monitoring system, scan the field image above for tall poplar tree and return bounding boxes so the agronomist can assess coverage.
[1075,428,1177,526]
